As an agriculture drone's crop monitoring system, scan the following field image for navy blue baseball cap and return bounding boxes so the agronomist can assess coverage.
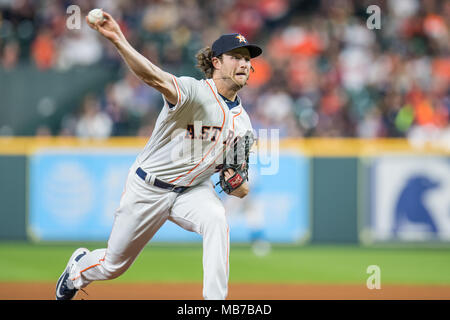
[212,33,262,59]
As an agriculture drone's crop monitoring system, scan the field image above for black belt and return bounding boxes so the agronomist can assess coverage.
[136,167,188,194]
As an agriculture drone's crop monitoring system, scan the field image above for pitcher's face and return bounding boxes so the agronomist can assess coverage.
[215,47,252,89]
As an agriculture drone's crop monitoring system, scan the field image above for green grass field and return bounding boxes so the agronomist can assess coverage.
[1,242,450,285]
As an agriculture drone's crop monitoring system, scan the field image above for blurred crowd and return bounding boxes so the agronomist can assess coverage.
[0,0,449,144]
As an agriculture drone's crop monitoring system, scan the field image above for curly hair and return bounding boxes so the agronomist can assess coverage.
[195,47,221,79]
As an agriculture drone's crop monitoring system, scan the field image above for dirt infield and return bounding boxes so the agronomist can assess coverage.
[1,282,450,300]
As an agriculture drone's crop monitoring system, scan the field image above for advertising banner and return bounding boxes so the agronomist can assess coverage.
[29,149,309,243]
[365,156,450,242]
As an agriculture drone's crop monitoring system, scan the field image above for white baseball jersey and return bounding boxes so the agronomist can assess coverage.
[136,76,254,187]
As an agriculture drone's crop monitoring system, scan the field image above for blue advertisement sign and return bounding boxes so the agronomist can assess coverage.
[29,149,309,243]
[29,150,136,241]
[366,156,450,242]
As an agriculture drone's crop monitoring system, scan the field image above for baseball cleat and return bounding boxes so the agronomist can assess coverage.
[55,247,89,300]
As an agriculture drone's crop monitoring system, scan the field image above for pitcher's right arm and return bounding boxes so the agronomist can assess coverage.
[86,12,177,105]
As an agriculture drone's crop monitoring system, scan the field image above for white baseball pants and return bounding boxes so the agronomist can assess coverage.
[70,162,230,300]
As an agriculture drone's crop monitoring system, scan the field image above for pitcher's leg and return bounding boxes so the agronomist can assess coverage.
[70,248,107,288]
[170,180,229,300]
[70,173,175,289]
[200,207,229,300]
[70,206,167,289]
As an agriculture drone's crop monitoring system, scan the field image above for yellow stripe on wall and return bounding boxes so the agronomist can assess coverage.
[0,137,148,155]
[0,137,448,156]
[279,138,450,156]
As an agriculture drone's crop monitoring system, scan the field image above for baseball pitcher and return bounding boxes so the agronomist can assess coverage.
[56,10,262,300]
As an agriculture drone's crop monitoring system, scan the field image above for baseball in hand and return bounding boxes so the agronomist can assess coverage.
[87,8,105,24]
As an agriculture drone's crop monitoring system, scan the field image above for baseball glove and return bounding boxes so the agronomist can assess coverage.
[218,131,255,195]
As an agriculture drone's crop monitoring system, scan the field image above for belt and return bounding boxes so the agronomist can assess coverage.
[136,167,188,194]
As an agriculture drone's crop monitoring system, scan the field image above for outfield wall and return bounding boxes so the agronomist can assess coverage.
[0,155,27,240]
[0,137,448,244]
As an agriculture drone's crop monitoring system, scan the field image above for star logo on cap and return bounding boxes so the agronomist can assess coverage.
[236,34,247,43]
